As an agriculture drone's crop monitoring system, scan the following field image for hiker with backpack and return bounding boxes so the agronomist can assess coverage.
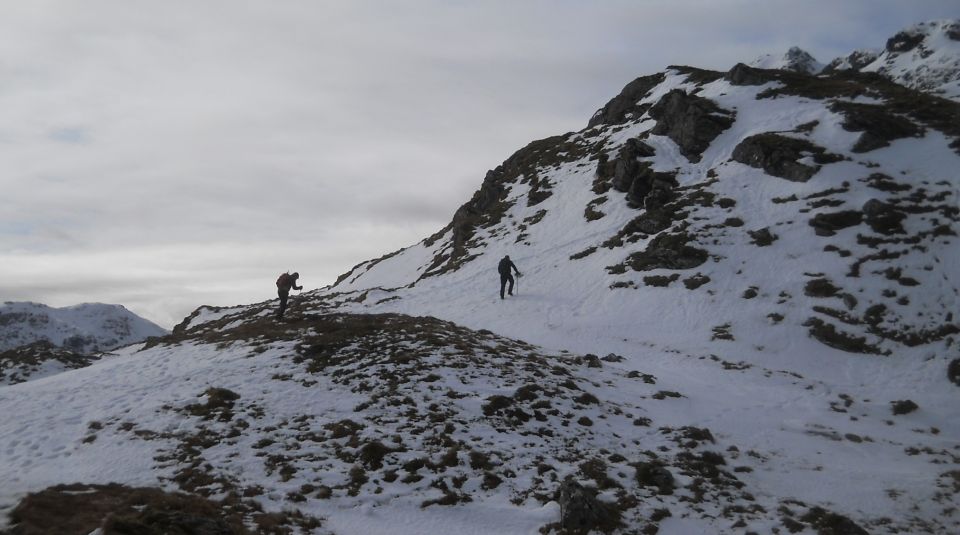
[276,272,303,319]
[498,255,522,299]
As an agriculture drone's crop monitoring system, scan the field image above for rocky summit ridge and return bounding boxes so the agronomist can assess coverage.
[2,19,959,535]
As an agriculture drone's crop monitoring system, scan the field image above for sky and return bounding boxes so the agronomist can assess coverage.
[1,1,956,328]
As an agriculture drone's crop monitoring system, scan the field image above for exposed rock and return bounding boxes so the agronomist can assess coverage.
[861,199,906,234]
[628,232,709,271]
[886,30,925,53]
[799,506,869,535]
[949,359,960,386]
[725,63,774,86]
[891,399,919,415]
[809,210,863,236]
[804,318,882,354]
[823,49,881,74]
[634,462,675,494]
[748,227,778,246]
[557,479,613,531]
[805,278,841,298]
[732,133,842,182]
[588,73,667,128]
[4,483,253,535]
[830,101,923,152]
[649,89,735,163]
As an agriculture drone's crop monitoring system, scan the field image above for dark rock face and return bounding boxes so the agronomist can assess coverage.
[830,101,923,153]
[558,479,608,531]
[862,199,906,234]
[725,63,774,86]
[886,30,925,53]
[804,278,841,298]
[949,359,960,386]
[606,138,677,208]
[628,232,708,271]
[748,227,778,246]
[823,50,881,73]
[809,210,863,236]
[588,72,666,128]
[800,507,870,535]
[649,90,735,163]
[891,399,919,415]
[732,133,841,182]
[634,462,675,494]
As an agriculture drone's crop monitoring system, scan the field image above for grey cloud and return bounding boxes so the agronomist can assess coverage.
[1,0,956,326]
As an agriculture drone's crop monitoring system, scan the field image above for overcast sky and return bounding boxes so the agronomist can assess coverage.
[1,1,956,328]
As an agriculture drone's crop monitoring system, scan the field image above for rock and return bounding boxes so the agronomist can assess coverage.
[609,139,675,208]
[804,278,841,298]
[800,506,869,535]
[725,62,773,86]
[557,479,609,531]
[891,399,919,415]
[748,227,778,246]
[830,101,923,153]
[732,133,842,182]
[809,210,863,237]
[601,353,625,363]
[649,89,735,163]
[949,359,960,386]
[628,232,709,271]
[862,199,906,235]
[584,354,602,368]
[588,73,667,128]
[634,461,675,494]
[886,30,925,53]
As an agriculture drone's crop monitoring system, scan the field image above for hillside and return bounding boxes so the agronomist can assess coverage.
[2,19,960,535]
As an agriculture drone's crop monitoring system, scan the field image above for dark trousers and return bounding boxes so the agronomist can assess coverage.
[500,273,514,299]
[277,290,289,318]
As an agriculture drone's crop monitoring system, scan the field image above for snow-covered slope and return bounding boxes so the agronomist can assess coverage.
[2,35,960,535]
[0,302,168,355]
[827,19,960,100]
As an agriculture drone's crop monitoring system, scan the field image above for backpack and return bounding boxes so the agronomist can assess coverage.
[276,273,292,288]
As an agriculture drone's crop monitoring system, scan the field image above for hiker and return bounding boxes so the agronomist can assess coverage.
[276,272,303,319]
[498,255,521,299]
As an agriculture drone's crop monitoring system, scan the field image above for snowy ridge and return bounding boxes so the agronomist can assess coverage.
[0,301,167,355]
[749,46,824,74]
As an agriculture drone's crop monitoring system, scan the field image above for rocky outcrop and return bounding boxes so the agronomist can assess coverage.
[809,210,863,236]
[588,73,666,128]
[558,479,615,532]
[886,30,926,53]
[596,138,677,209]
[830,101,923,152]
[627,232,708,271]
[725,63,775,86]
[862,199,906,234]
[823,49,881,74]
[732,133,842,182]
[649,90,735,162]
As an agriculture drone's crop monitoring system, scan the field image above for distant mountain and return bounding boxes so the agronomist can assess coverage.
[0,301,167,355]
[749,46,824,74]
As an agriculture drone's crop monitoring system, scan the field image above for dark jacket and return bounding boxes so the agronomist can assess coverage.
[498,257,519,276]
[277,273,302,294]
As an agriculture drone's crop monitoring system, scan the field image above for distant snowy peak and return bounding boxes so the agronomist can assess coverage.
[749,46,824,74]
[825,19,960,100]
[0,301,167,354]
[822,48,881,73]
